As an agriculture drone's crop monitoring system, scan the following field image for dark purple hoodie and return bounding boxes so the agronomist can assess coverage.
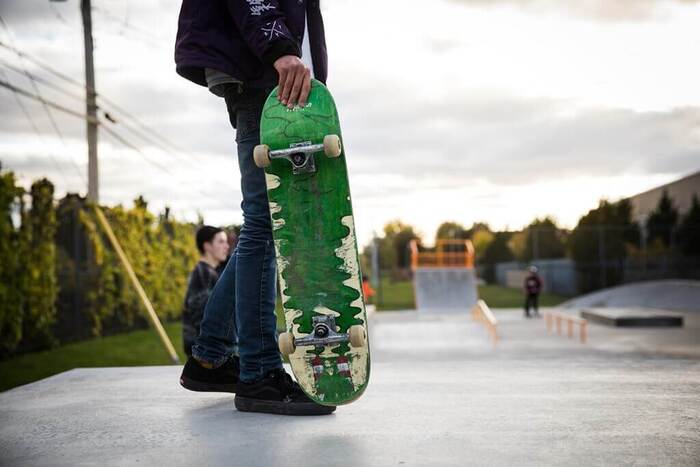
[174,0,328,88]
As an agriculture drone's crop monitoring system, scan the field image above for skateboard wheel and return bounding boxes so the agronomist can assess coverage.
[323,135,342,158]
[253,144,271,168]
[348,325,366,348]
[278,332,296,355]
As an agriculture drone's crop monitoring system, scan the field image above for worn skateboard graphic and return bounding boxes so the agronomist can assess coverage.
[253,79,370,406]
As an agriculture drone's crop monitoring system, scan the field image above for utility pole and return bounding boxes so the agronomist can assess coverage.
[82,0,98,202]
[51,0,98,201]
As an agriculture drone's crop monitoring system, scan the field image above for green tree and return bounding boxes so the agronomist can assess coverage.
[435,221,467,243]
[0,172,26,355]
[384,220,421,270]
[481,232,514,264]
[464,222,491,240]
[471,226,494,259]
[646,190,678,247]
[1,176,201,357]
[523,217,566,261]
[676,194,700,257]
[480,231,514,283]
[569,199,639,292]
[24,179,58,348]
[508,231,527,261]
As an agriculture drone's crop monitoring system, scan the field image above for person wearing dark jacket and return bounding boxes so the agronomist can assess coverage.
[176,0,334,416]
[523,266,543,318]
[182,226,229,357]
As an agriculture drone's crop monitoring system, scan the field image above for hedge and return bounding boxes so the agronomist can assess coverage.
[0,171,201,358]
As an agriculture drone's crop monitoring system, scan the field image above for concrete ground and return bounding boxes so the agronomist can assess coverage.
[1,308,699,466]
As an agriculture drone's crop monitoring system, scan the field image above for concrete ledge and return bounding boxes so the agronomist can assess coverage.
[581,308,684,327]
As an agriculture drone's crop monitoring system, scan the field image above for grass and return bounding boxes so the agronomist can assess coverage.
[0,322,187,393]
[374,278,416,310]
[372,278,570,311]
[1,281,570,393]
[477,284,570,309]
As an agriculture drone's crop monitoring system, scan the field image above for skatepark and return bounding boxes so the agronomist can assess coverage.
[2,269,698,465]
[2,1,700,465]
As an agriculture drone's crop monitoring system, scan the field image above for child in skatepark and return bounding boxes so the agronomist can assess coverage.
[175,0,334,416]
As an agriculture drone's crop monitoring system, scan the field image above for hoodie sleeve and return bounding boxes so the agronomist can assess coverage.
[227,0,301,66]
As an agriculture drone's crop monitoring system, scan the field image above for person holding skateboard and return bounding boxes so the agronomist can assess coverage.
[175,0,334,415]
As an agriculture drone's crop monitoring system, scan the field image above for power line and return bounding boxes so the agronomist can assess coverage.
[101,124,173,174]
[0,16,235,207]
[97,93,195,154]
[93,4,166,42]
[98,106,204,171]
[0,59,85,103]
[0,78,96,122]
[100,124,233,205]
[0,55,199,171]
[0,17,67,141]
[0,39,85,90]
[92,5,165,49]
[0,68,73,186]
[0,15,84,184]
[0,38,202,169]
[0,76,229,205]
[49,1,72,28]
[1,39,203,171]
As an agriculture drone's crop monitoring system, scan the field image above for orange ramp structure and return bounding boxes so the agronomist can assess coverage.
[410,239,479,311]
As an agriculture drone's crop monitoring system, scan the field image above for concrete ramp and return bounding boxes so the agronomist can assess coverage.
[414,267,478,311]
[561,280,700,312]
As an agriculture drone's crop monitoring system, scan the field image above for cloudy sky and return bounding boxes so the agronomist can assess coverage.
[1,0,699,247]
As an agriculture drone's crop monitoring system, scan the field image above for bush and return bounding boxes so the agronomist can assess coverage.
[0,171,201,358]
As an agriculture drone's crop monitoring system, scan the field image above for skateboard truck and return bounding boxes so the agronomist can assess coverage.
[278,315,367,356]
[253,135,342,174]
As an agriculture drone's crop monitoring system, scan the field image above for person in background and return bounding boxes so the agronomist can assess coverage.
[216,229,239,274]
[362,274,375,304]
[182,226,230,356]
[523,265,543,318]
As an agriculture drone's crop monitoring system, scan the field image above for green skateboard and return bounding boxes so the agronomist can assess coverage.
[253,79,370,406]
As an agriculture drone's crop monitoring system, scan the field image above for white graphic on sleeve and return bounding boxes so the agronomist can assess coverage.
[247,0,275,16]
[262,20,286,41]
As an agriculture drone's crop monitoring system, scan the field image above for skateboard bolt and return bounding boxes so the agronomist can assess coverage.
[315,325,329,338]
[291,153,305,166]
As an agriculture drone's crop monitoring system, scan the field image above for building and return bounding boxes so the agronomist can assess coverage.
[627,171,700,223]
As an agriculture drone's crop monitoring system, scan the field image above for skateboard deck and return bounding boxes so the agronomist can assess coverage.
[254,79,370,406]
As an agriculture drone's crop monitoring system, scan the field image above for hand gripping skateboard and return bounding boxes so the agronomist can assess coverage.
[253,79,370,406]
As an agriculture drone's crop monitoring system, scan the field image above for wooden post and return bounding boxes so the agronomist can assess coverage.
[567,320,573,338]
[94,206,180,364]
[545,313,552,333]
[556,316,562,335]
[580,321,587,344]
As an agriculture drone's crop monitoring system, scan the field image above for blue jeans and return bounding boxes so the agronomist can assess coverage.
[192,85,283,382]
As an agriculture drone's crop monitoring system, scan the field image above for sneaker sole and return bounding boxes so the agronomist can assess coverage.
[234,396,336,416]
[180,376,237,393]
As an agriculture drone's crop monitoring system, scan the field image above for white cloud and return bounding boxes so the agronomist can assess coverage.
[1,0,699,248]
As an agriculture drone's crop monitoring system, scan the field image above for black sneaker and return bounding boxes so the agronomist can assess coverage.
[180,355,239,393]
[234,368,336,416]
